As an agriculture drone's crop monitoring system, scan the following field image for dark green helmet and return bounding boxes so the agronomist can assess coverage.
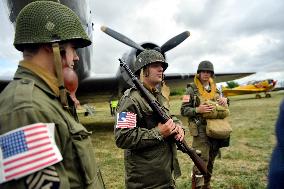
[197,60,214,74]
[14,1,91,51]
[134,49,168,74]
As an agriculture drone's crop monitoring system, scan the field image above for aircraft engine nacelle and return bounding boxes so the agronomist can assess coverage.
[100,26,190,96]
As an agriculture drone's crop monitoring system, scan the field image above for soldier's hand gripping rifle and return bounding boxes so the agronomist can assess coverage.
[119,58,208,175]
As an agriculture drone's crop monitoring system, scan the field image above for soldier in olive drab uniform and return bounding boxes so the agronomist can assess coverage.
[115,50,185,189]
[0,1,105,189]
[180,61,230,189]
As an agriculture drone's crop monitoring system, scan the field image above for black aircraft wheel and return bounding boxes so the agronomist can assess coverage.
[256,94,261,99]
[265,94,271,98]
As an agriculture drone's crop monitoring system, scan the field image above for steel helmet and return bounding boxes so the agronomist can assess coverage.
[14,1,91,51]
[134,49,168,74]
[197,60,214,74]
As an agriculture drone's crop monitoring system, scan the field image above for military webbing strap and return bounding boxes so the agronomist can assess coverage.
[161,81,170,101]
[52,43,68,108]
[139,68,144,83]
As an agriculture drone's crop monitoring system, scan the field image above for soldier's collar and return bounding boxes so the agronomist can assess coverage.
[143,83,159,94]
[19,60,59,97]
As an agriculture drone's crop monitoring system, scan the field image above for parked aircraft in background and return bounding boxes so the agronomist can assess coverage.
[98,26,254,95]
[222,79,277,98]
[0,0,254,103]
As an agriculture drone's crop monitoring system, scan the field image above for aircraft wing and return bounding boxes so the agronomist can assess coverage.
[0,75,13,92]
[0,73,119,97]
[164,72,255,91]
[77,75,118,96]
[0,69,254,97]
[0,81,9,92]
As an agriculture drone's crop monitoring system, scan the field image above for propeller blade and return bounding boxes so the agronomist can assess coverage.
[160,31,190,53]
[101,26,145,51]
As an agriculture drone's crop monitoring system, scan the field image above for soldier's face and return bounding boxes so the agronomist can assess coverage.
[144,62,164,86]
[199,71,212,82]
[61,43,79,69]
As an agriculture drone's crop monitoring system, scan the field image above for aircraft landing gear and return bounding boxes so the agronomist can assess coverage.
[256,94,261,99]
[265,93,271,98]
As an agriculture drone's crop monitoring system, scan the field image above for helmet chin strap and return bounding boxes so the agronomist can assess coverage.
[139,68,144,83]
[52,43,68,108]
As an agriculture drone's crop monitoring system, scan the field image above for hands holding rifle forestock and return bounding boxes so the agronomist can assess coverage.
[158,119,184,141]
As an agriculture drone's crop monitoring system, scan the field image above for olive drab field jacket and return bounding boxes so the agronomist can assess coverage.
[181,82,230,147]
[0,66,105,189]
[115,87,181,189]
[181,83,225,122]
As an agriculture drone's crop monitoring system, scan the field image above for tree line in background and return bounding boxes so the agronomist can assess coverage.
[226,81,240,88]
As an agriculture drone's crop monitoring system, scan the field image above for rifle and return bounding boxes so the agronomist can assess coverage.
[118,58,208,175]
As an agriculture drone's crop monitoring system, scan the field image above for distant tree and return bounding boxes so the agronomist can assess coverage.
[226,81,239,88]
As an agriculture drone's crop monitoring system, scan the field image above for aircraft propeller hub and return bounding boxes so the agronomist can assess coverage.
[101,26,190,91]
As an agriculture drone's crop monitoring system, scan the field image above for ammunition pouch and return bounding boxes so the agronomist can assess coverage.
[206,118,232,139]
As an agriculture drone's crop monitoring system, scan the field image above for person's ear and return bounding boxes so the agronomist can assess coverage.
[42,44,53,53]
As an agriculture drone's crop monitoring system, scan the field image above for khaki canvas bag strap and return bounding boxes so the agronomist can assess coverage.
[189,83,198,108]
[52,43,68,109]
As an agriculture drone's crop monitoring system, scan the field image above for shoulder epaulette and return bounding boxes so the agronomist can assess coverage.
[123,87,136,96]
[14,78,35,108]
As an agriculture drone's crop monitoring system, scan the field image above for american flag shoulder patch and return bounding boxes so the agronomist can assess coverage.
[0,123,63,184]
[116,112,137,129]
[182,95,190,102]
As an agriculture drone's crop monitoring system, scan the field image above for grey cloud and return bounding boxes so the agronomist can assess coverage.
[92,0,142,25]
[171,0,284,73]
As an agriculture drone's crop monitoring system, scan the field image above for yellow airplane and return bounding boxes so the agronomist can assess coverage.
[222,79,277,98]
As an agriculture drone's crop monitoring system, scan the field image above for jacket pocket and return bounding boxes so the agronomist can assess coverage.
[72,132,105,188]
[132,143,167,161]
[71,131,97,185]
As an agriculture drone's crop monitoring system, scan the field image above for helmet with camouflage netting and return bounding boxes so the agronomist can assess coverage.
[133,49,168,74]
[14,1,91,51]
[197,60,214,74]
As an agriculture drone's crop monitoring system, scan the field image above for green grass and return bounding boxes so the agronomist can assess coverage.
[81,91,283,188]
[170,88,186,96]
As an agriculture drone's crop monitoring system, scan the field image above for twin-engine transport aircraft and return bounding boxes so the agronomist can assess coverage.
[222,79,277,98]
[1,0,254,102]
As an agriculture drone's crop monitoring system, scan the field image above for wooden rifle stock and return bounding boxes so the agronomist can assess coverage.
[119,58,208,175]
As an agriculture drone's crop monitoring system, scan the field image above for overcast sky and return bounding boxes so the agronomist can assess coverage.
[0,0,283,83]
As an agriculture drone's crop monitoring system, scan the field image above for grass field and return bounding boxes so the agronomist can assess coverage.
[79,90,283,189]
